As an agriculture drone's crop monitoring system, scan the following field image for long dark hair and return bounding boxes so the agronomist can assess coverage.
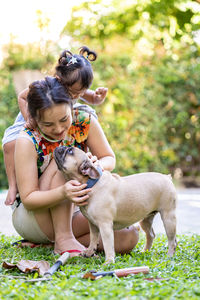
[55,46,97,90]
[27,76,72,120]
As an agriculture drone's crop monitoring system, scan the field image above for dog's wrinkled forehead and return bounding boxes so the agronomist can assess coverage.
[54,146,87,173]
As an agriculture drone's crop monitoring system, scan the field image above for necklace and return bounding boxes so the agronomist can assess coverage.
[37,126,63,143]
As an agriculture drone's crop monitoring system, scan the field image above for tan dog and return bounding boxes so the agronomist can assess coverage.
[54,146,177,263]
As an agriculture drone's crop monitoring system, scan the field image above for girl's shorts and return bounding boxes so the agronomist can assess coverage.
[2,112,25,146]
[73,103,98,118]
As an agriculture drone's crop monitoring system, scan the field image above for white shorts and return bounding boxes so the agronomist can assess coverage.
[12,203,51,244]
[73,103,97,119]
[12,201,80,244]
[2,112,25,147]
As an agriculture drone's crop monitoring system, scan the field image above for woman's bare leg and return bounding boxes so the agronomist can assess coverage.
[50,202,85,254]
[72,212,140,254]
[3,141,18,205]
[34,159,85,255]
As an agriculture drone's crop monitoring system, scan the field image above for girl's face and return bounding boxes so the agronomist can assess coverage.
[37,103,72,140]
[67,82,87,100]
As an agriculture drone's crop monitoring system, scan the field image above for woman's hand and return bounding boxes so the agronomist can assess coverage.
[86,152,104,170]
[86,152,97,164]
[63,180,91,206]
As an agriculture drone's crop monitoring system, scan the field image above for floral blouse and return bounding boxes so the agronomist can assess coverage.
[23,109,91,177]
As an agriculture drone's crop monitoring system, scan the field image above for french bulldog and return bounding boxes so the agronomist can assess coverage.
[54,146,177,263]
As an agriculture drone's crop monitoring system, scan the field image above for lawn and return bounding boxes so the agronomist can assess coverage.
[0,233,200,300]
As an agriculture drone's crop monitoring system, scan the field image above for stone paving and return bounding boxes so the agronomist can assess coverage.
[0,188,200,237]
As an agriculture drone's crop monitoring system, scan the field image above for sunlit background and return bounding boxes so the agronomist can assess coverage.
[0,0,200,188]
[0,0,84,61]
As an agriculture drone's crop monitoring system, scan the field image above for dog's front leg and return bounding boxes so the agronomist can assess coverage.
[99,222,115,264]
[83,221,99,257]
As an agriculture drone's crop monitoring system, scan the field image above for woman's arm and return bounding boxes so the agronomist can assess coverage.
[15,136,90,210]
[86,115,116,171]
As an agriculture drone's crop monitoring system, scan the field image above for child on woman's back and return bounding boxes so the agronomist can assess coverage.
[2,46,108,206]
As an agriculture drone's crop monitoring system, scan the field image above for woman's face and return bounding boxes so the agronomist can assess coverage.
[37,103,72,140]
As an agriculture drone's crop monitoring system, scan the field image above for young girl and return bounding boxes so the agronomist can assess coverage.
[2,46,108,206]
[13,76,139,256]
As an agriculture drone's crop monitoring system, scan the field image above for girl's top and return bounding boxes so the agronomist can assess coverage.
[22,109,91,177]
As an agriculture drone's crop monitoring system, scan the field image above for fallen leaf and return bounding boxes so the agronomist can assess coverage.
[2,260,50,276]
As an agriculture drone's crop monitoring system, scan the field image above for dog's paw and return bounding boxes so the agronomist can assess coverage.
[82,248,96,258]
[104,258,115,264]
[141,247,150,253]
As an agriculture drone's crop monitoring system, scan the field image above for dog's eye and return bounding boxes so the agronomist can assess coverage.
[67,147,73,155]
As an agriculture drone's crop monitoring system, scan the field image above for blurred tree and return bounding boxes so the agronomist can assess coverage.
[1,37,56,72]
[0,34,59,189]
[36,10,50,32]
[0,70,17,188]
[61,0,200,180]
[62,0,200,49]
[0,0,200,189]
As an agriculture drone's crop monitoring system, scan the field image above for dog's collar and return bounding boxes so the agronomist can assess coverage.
[86,166,103,188]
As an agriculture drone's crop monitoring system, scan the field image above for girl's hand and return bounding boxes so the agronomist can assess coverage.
[25,116,37,129]
[63,180,91,206]
[93,87,108,105]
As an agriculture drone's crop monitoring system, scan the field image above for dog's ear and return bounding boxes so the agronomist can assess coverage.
[79,160,100,179]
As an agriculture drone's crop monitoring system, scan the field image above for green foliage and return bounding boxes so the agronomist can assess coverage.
[0,69,18,187]
[2,40,56,71]
[61,0,200,177]
[90,46,200,177]
[62,0,200,48]
[0,41,58,189]
[0,0,200,187]
[0,234,200,299]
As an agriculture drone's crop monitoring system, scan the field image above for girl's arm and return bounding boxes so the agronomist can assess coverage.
[15,135,90,210]
[18,88,37,128]
[18,88,29,120]
[81,87,108,105]
[86,115,116,171]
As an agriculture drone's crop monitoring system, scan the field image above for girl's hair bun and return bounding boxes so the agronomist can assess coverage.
[58,50,73,65]
[79,46,97,62]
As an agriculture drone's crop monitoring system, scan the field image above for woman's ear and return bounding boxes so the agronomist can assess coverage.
[79,160,100,179]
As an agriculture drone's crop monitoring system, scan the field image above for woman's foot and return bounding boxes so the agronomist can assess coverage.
[54,236,86,257]
[5,186,18,206]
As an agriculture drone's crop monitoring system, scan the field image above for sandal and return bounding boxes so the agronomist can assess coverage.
[60,249,82,256]
[53,249,82,256]
[12,239,53,248]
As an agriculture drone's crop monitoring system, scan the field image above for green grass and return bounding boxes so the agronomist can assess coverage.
[0,233,200,300]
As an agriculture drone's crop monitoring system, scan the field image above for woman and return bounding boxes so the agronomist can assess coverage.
[3,46,107,206]
[13,76,139,256]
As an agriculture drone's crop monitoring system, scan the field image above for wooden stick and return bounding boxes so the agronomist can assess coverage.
[83,266,149,279]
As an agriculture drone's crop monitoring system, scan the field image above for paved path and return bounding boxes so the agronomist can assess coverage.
[0,189,200,237]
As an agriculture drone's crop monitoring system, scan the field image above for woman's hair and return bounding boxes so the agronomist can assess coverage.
[27,76,72,120]
[55,46,97,90]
